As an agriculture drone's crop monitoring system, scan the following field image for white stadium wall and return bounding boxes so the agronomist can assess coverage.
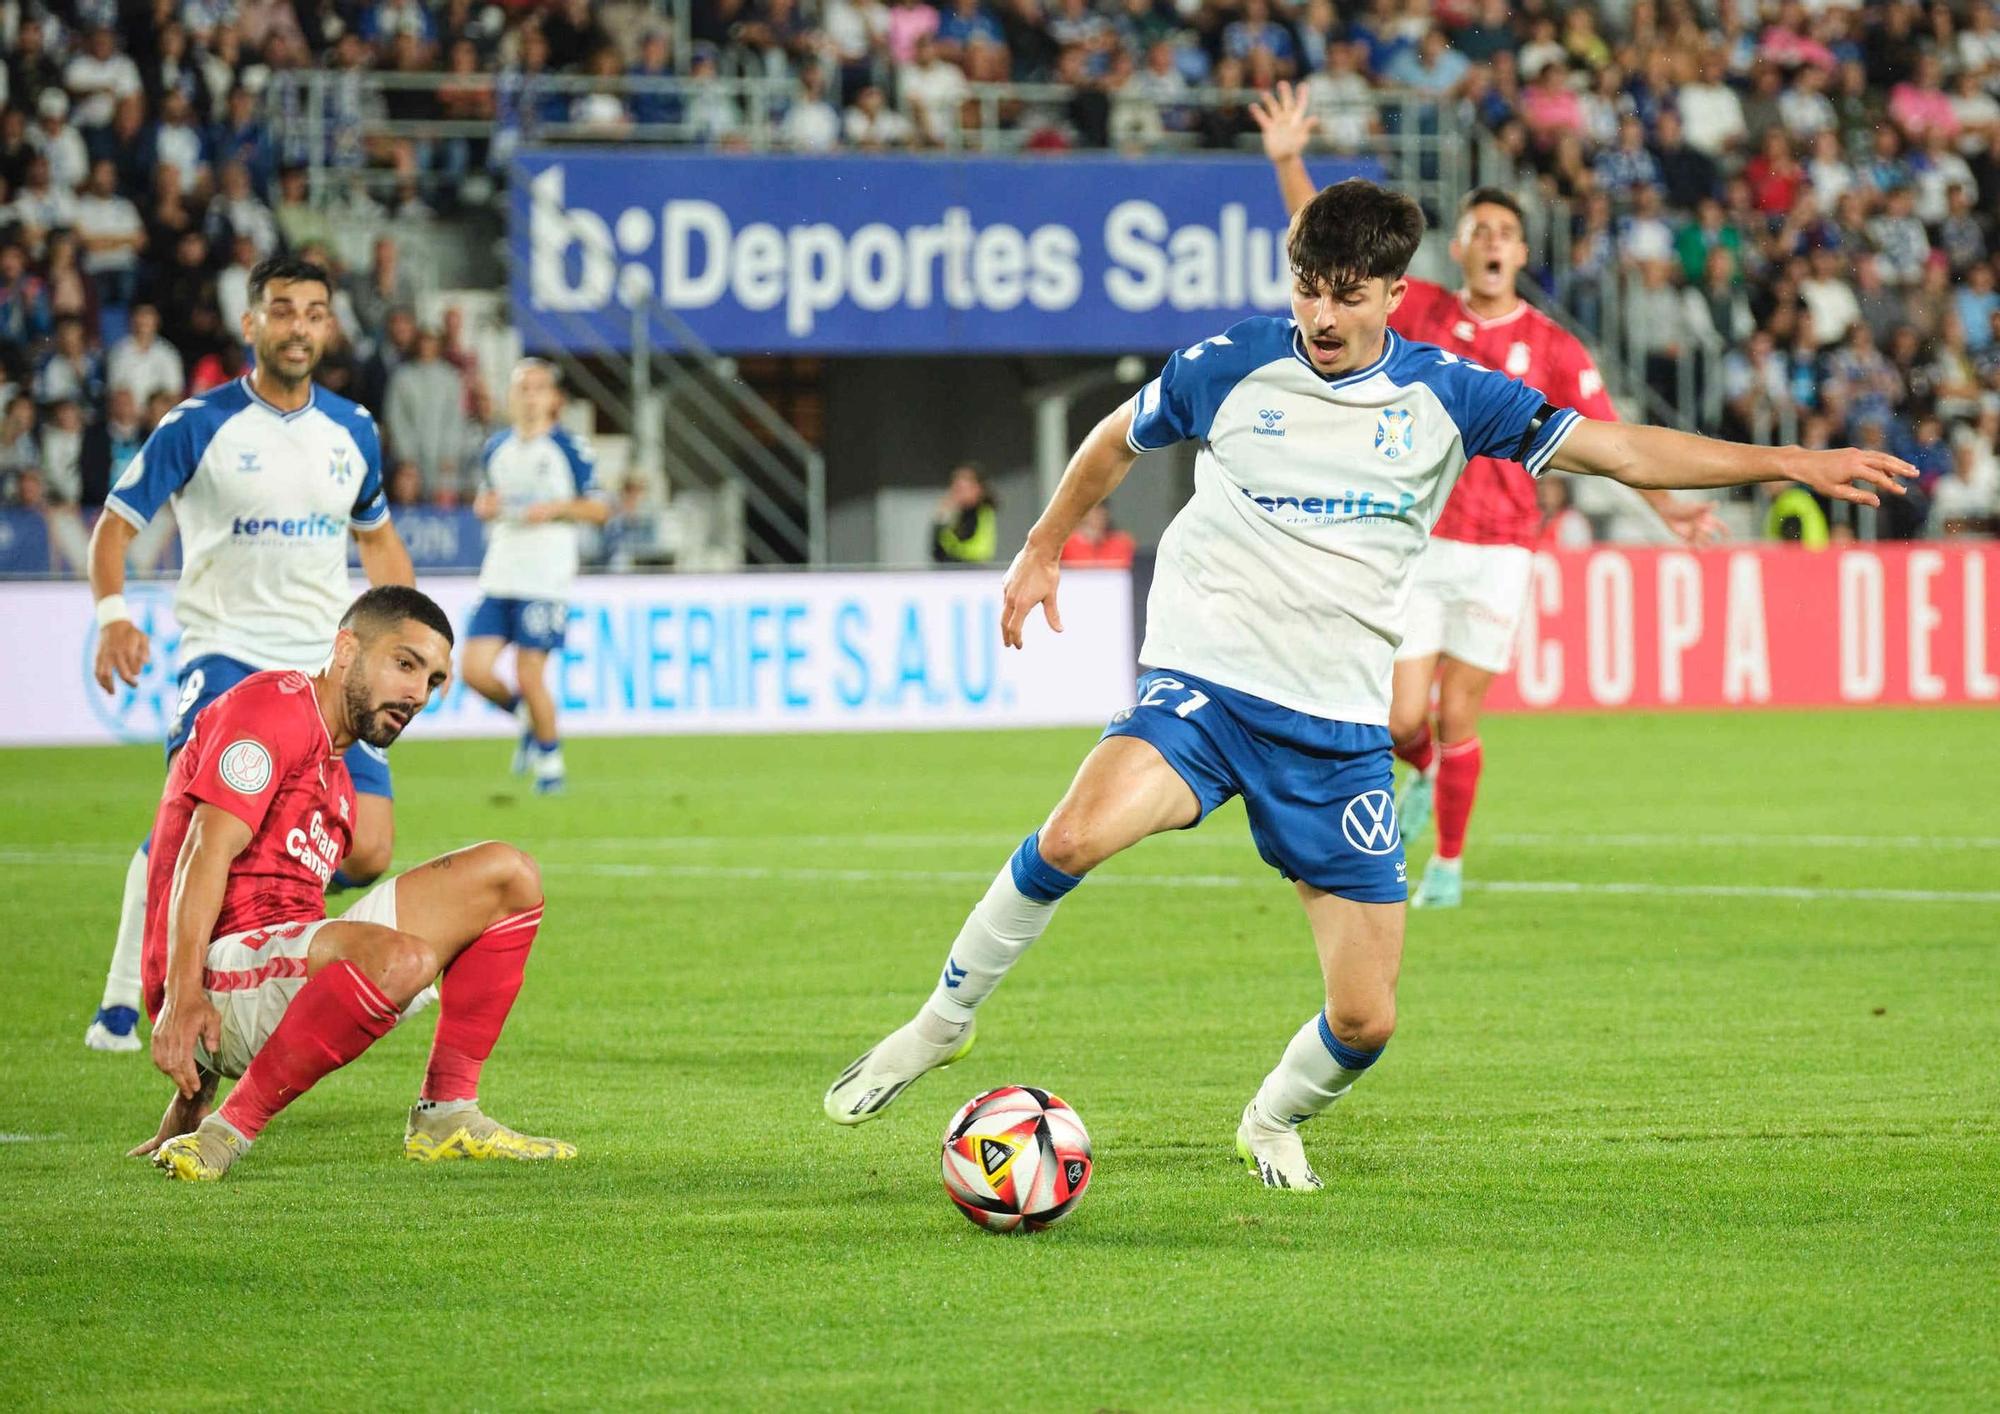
[0,570,1137,747]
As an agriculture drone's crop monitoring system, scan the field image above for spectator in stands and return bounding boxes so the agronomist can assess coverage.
[685,48,744,146]
[91,94,157,203]
[30,88,89,193]
[844,83,914,149]
[543,0,612,72]
[35,395,87,510]
[1306,42,1377,154]
[106,303,185,405]
[147,228,219,361]
[1594,115,1662,199]
[0,242,51,346]
[569,48,632,137]
[780,64,842,151]
[79,383,144,502]
[1932,426,1998,535]
[901,34,969,147]
[209,85,276,195]
[273,164,333,251]
[0,392,39,494]
[1866,187,1932,287]
[387,457,425,506]
[8,19,64,119]
[385,327,469,491]
[34,316,103,408]
[73,158,145,307]
[143,23,216,125]
[601,478,665,571]
[11,154,76,257]
[1954,263,2000,355]
[1677,50,1747,158]
[931,461,996,565]
[358,305,418,411]
[937,0,1005,64]
[1650,109,1720,210]
[1060,502,1134,567]
[1851,256,1905,351]
[152,90,208,195]
[1627,258,1707,408]
[348,235,418,344]
[1537,473,1592,550]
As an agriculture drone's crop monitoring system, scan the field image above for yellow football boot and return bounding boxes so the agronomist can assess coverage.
[403,1104,577,1162]
[153,1116,250,1182]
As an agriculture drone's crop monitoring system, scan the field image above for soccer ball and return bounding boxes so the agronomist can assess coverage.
[940,1086,1092,1233]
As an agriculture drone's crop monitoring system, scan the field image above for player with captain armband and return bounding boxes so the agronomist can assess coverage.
[84,255,417,1055]
[824,178,1908,1190]
[1256,82,1727,908]
[458,358,610,796]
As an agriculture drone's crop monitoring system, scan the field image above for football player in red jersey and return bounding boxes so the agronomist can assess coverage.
[1254,83,1725,907]
[134,585,575,1180]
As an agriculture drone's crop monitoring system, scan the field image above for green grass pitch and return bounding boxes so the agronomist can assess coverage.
[2,708,1995,1409]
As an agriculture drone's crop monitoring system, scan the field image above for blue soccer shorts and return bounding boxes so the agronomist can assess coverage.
[167,653,394,799]
[1102,668,1406,903]
[467,596,569,654]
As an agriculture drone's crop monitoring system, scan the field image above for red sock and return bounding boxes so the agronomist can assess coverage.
[1395,720,1435,775]
[421,905,543,1102]
[217,960,401,1141]
[1434,736,1483,862]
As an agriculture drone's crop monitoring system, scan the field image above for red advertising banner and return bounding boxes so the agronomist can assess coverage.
[1487,544,2000,711]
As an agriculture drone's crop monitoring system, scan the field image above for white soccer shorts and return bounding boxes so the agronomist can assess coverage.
[196,879,400,1078]
[1395,538,1536,675]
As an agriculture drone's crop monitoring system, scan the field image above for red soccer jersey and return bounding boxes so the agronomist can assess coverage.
[142,671,354,1019]
[1391,278,1619,547]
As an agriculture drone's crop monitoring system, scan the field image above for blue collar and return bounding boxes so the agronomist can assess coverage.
[240,374,317,421]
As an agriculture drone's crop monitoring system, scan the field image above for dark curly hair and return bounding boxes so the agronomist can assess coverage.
[1287,179,1427,294]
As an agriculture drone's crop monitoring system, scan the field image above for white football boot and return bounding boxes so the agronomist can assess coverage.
[1235,1104,1325,1191]
[823,1014,976,1125]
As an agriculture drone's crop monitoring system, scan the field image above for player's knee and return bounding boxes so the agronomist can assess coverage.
[1388,702,1429,747]
[1035,809,1106,877]
[359,928,437,1004]
[467,840,542,913]
[1326,998,1396,1054]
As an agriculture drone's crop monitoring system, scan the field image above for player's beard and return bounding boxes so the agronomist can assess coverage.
[344,671,417,748]
[256,336,322,392]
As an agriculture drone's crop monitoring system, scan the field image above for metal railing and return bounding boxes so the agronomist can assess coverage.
[272,70,1465,216]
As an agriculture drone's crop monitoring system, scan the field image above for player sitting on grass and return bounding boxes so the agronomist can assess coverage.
[132,586,575,1181]
[824,178,1908,1191]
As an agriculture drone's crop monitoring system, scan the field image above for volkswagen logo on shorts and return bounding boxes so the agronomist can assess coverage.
[81,583,184,744]
[1341,790,1399,854]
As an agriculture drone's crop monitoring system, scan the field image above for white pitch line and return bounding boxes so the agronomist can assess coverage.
[0,1133,63,1143]
[542,829,2000,853]
[6,850,1993,905]
[571,860,2000,905]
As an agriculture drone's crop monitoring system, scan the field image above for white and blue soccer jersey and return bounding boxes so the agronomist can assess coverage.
[1127,318,1581,725]
[105,377,388,672]
[476,425,602,600]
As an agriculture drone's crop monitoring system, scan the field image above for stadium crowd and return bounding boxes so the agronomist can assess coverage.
[0,0,1996,545]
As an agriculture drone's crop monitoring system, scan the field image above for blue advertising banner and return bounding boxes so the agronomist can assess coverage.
[0,506,485,577]
[509,151,1383,355]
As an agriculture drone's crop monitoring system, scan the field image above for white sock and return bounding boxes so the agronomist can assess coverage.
[1250,1013,1386,1131]
[923,833,1083,1025]
[100,845,148,1012]
[416,1097,479,1116]
[534,746,565,778]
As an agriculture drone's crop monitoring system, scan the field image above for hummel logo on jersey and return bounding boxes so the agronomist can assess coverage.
[1374,407,1416,461]
[237,451,261,473]
[1254,408,1286,437]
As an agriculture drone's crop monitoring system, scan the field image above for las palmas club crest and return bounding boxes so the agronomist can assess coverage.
[1374,407,1415,461]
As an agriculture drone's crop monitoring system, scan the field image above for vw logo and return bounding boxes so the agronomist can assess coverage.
[1340,789,1400,855]
[81,583,184,744]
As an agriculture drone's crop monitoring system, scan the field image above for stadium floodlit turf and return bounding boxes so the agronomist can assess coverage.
[2,707,1995,1409]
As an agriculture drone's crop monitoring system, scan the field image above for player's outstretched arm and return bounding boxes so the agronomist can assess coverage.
[1251,81,1319,217]
[1549,420,1912,507]
[1002,404,1142,650]
[354,520,416,588]
[87,511,149,692]
[155,804,253,1098]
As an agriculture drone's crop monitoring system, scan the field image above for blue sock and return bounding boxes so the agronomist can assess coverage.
[1317,1012,1384,1071]
[1009,831,1084,903]
[329,869,360,892]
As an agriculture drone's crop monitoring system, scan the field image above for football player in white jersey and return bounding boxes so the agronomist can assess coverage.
[458,359,609,795]
[824,179,1908,1190]
[82,254,417,1052]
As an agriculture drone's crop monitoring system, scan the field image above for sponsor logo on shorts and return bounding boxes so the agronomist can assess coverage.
[1341,790,1399,855]
[218,739,273,794]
